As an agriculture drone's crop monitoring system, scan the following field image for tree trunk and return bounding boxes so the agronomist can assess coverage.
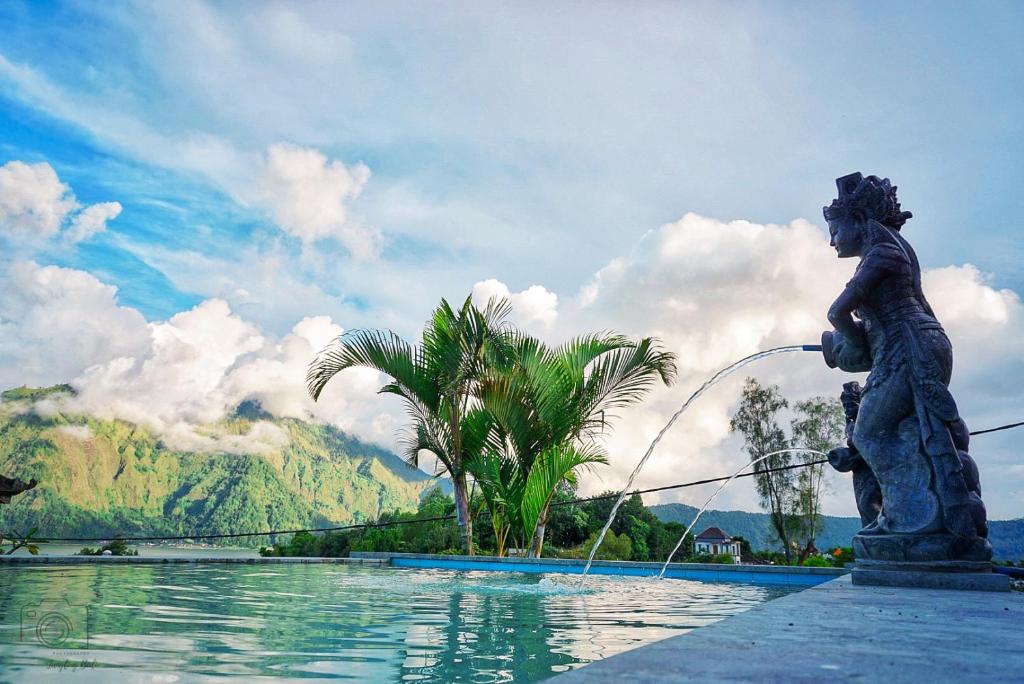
[453,471,474,556]
[771,507,792,565]
[491,510,508,557]
[764,467,792,565]
[527,501,551,558]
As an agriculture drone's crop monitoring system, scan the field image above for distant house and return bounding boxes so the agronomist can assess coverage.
[694,526,742,563]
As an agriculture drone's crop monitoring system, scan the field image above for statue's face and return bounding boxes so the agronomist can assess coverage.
[828,216,863,258]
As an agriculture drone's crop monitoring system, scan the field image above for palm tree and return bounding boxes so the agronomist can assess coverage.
[306,296,512,555]
[469,333,676,557]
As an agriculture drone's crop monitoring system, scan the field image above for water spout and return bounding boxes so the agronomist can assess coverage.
[577,345,817,588]
[656,448,828,579]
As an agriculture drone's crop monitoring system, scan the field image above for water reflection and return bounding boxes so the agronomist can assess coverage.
[0,565,795,682]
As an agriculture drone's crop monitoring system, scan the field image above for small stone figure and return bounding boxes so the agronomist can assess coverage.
[820,173,991,565]
[826,382,882,527]
[0,475,36,504]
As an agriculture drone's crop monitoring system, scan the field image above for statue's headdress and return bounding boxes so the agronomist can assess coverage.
[823,172,912,230]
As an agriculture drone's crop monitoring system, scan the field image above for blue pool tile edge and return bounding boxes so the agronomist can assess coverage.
[355,553,846,587]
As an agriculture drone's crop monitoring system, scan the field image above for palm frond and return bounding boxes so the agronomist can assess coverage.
[306,329,433,404]
[520,443,608,543]
[576,336,677,435]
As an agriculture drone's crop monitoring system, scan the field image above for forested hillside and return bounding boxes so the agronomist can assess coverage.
[0,387,440,545]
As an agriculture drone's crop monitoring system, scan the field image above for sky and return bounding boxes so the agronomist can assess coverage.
[1,1,1022,519]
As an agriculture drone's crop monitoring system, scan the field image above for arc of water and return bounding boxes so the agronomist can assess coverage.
[656,447,828,579]
[576,345,811,588]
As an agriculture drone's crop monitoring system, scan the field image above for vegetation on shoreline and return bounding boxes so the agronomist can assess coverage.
[261,486,854,567]
[78,537,139,556]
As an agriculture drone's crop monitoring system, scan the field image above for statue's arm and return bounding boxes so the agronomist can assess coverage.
[822,255,890,372]
[827,287,865,345]
[827,255,888,344]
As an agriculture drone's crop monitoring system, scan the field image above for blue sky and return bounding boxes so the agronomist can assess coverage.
[1,2,1022,517]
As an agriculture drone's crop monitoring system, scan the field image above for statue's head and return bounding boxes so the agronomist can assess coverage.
[823,173,912,258]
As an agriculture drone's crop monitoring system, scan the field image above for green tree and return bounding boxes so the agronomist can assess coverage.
[790,396,844,562]
[468,333,675,557]
[307,296,513,555]
[568,529,632,561]
[544,483,591,550]
[730,378,798,565]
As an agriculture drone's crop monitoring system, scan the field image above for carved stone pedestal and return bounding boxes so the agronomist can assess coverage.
[851,533,1008,591]
[852,560,1010,592]
[853,532,993,564]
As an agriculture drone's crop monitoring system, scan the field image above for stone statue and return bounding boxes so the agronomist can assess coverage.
[820,172,991,566]
[0,475,36,504]
[826,381,882,527]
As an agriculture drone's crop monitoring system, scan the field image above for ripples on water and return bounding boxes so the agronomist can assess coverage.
[0,564,795,682]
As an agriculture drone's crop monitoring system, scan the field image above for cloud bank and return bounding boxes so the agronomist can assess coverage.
[0,261,400,455]
[484,214,1024,518]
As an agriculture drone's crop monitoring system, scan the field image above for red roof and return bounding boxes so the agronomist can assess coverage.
[695,526,732,541]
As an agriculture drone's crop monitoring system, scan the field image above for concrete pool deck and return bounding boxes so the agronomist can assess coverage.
[549,574,1024,683]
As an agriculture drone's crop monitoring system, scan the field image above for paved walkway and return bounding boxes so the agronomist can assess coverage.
[549,575,1023,683]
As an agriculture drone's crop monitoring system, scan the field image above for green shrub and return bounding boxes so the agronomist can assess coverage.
[687,552,735,564]
[802,555,833,567]
[560,530,632,561]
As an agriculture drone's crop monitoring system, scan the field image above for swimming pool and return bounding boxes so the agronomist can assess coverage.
[0,563,797,682]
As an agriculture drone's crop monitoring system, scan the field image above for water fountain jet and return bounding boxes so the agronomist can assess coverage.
[577,345,822,587]
[656,448,828,579]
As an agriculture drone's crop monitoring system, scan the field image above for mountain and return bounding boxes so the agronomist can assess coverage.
[0,386,445,545]
[650,503,1024,561]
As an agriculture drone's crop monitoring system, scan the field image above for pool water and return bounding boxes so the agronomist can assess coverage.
[0,564,796,682]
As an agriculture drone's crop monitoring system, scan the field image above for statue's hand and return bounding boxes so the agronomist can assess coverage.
[822,329,872,372]
[827,446,864,473]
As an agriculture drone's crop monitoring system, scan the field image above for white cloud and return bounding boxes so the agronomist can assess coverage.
[0,160,122,246]
[67,201,122,243]
[0,160,78,239]
[0,261,152,388]
[257,143,377,256]
[472,278,558,331]
[71,299,265,427]
[554,214,846,508]
[220,315,401,444]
